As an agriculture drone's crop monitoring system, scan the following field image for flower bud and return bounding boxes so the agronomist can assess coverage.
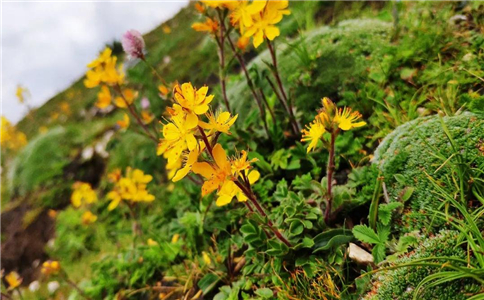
[121,29,145,59]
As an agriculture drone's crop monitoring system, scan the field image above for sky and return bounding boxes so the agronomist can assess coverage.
[2,1,188,123]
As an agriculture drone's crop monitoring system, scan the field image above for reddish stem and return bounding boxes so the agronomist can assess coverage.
[216,10,231,113]
[325,131,337,224]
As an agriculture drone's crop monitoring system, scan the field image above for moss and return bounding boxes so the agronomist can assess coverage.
[373,113,484,232]
[362,231,481,300]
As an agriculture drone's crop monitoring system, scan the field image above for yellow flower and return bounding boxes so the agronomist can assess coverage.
[194,2,205,13]
[192,143,234,200]
[201,0,237,9]
[114,89,137,108]
[71,182,97,208]
[162,25,171,34]
[16,85,29,104]
[48,209,57,218]
[202,251,211,265]
[107,168,155,210]
[96,85,112,108]
[41,261,61,276]
[172,146,201,182]
[1,116,27,151]
[117,113,130,129]
[81,210,98,225]
[159,104,199,164]
[236,36,251,51]
[84,48,124,88]
[231,150,258,176]
[147,238,158,246]
[5,271,22,289]
[230,0,266,34]
[60,102,71,115]
[108,168,122,183]
[244,0,290,48]
[199,111,238,135]
[141,111,154,124]
[171,233,180,243]
[158,84,169,97]
[217,169,260,205]
[301,118,326,153]
[166,157,182,180]
[192,17,219,34]
[334,107,367,131]
[173,83,214,116]
[39,126,49,134]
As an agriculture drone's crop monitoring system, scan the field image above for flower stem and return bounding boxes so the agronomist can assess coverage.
[266,40,300,134]
[216,9,231,113]
[61,271,90,300]
[235,180,292,247]
[325,131,337,224]
[225,34,271,138]
[141,58,167,85]
[114,84,158,143]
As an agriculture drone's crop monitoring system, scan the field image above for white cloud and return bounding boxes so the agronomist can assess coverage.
[1,1,188,123]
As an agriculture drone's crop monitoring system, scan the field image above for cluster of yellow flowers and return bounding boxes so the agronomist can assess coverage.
[41,260,61,276]
[157,82,260,207]
[84,48,124,88]
[193,0,290,48]
[4,271,22,290]
[301,97,366,153]
[1,116,27,151]
[106,167,155,210]
[71,182,98,207]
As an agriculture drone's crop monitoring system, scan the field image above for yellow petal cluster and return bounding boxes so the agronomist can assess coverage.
[84,48,124,88]
[192,17,219,34]
[41,260,61,276]
[5,271,22,289]
[81,210,98,225]
[107,167,155,210]
[301,97,366,153]
[1,116,27,151]
[71,182,97,208]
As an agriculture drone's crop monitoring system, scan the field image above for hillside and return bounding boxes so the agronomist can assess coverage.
[2,1,484,299]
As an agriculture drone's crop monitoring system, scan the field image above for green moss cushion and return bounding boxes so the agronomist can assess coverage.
[362,231,481,300]
[373,113,484,232]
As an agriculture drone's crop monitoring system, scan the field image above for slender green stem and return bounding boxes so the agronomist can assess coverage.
[216,9,231,113]
[324,131,337,224]
[141,58,167,85]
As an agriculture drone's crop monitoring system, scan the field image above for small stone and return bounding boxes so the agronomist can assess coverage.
[348,243,374,265]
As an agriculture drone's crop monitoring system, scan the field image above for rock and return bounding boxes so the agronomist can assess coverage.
[348,243,374,265]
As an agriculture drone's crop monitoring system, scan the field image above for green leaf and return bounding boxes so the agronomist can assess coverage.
[401,187,415,202]
[289,220,304,236]
[255,288,273,298]
[378,202,402,225]
[198,273,220,295]
[372,243,386,263]
[301,237,314,248]
[352,225,380,245]
[313,228,354,253]
[393,174,406,185]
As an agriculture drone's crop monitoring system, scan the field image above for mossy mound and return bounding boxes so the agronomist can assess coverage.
[373,113,484,232]
[362,231,482,300]
[226,19,392,123]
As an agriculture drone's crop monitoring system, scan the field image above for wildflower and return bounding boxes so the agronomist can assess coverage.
[301,118,326,153]
[162,25,172,34]
[84,48,124,88]
[81,211,98,225]
[141,111,154,124]
[5,271,22,289]
[147,238,158,246]
[141,97,150,110]
[29,281,40,292]
[117,113,130,129]
[47,281,60,294]
[244,0,290,48]
[41,261,61,276]
[171,233,180,243]
[166,158,182,180]
[1,116,27,151]
[194,2,205,13]
[192,17,219,34]
[173,82,214,115]
[231,150,258,176]
[202,251,211,265]
[172,147,201,182]
[60,102,71,114]
[334,107,366,131]
[217,169,260,205]
[107,168,155,210]
[158,84,169,97]
[108,168,122,183]
[230,0,267,34]
[192,143,234,199]
[236,36,251,51]
[199,111,238,135]
[71,182,97,208]
[114,88,137,108]
[96,85,112,108]
[122,29,145,59]
[48,209,57,219]
[201,0,237,9]
[16,85,29,103]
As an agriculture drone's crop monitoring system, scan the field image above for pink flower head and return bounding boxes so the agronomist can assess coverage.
[141,97,150,110]
[122,29,145,59]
